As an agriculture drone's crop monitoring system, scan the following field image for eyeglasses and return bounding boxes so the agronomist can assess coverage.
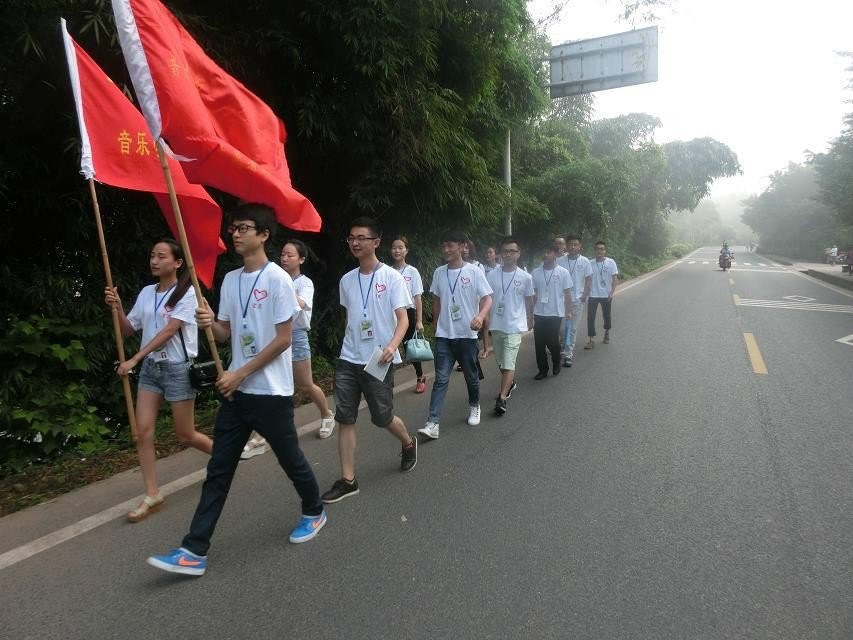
[227,224,258,235]
[346,235,378,244]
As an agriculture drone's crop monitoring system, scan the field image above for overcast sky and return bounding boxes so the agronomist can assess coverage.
[529,0,853,200]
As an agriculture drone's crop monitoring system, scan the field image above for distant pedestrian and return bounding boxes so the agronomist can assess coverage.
[486,236,534,415]
[104,239,212,523]
[847,247,853,276]
[532,244,573,379]
[553,234,567,259]
[281,240,337,438]
[557,235,592,367]
[390,235,428,394]
[321,217,418,505]
[585,241,618,349]
[482,245,499,275]
[830,245,838,265]
[146,204,326,577]
[419,229,492,440]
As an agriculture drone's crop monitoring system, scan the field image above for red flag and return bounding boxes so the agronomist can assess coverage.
[62,20,224,288]
[111,0,322,232]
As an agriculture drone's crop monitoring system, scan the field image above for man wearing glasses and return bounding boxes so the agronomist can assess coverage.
[486,237,534,416]
[320,217,418,505]
[147,204,326,577]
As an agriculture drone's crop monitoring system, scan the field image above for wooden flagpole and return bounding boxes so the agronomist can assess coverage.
[88,178,138,442]
[154,140,225,380]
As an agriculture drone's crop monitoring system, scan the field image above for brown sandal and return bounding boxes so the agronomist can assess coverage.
[127,494,164,523]
[584,340,595,350]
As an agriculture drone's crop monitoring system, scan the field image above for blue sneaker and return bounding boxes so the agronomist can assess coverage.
[289,511,327,544]
[146,548,207,576]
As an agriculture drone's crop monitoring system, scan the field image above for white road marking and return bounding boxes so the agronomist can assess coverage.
[836,334,853,347]
[702,261,709,265]
[783,295,816,302]
[744,262,752,266]
[735,298,853,314]
[759,263,767,266]
[790,270,853,300]
[688,261,696,264]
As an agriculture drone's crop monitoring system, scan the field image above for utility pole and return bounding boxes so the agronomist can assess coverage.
[503,128,512,235]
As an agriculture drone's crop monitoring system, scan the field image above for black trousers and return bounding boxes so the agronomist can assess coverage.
[403,308,423,377]
[533,314,562,372]
[182,392,322,556]
[587,297,612,337]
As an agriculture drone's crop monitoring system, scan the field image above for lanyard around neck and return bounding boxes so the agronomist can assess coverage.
[239,261,270,319]
[153,283,176,329]
[358,262,381,317]
[500,268,518,298]
[446,265,463,302]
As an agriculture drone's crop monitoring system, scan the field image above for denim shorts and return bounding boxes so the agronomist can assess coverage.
[292,328,311,362]
[137,357,195,402]
[333,358,395,427]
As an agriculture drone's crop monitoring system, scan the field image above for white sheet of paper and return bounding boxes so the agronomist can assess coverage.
[363,346,392,382]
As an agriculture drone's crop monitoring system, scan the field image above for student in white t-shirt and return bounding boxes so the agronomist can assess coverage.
[390,235,427,394]
[282,239,336,437]
[557,235,592,366]
[320,218,418,505]
[104,239,211,524]
[532,243,574,378]
[418,230,493,440]
[585,240,619,349]
[147,205,326,577]
[486,236,534,417]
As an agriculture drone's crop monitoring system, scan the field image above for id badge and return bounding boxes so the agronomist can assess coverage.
[157,350,169,361]
[450,304,462,321]
[540,293,550,305]
[495,302,505,316]
[240,332,258,358]
[360,319,374,340]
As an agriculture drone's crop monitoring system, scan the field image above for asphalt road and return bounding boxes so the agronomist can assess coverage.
[3,247,853,639]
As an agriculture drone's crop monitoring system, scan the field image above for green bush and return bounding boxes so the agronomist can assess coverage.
[0,316,109,473]
[668,243,691,258]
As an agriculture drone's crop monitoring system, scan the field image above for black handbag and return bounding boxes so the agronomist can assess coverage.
[179,329,218,391]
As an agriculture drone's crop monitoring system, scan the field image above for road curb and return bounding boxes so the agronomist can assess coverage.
[802,269,853,291]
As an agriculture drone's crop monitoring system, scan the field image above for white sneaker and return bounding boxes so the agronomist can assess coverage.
[418,422,440,439]
[318,415,336,439]
[240,437,267,460]
[467,405,481,426]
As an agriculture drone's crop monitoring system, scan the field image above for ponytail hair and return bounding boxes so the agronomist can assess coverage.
[158,238,192,309]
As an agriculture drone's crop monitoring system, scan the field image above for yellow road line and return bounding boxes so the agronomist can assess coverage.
[743,332,768,374]
[729,278,734,285]
[733,294,741,304]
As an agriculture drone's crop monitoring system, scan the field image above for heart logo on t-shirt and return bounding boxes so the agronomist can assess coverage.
[460,277,471,285]
[253,289,268,301]
[375,283,387,293]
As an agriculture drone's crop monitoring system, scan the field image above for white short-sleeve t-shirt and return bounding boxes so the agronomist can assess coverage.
[532,264,573,317]
[395,265,424,309]
[127,284,198,362]
[292,274,314,331]
[339,263,412,365]
[557,254,593,303]
[487,267,534,333]
[430,263,493,339]
[589,257,619,298]
[218,261,298,396]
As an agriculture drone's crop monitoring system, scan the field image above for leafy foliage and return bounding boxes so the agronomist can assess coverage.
[742,162,852,259]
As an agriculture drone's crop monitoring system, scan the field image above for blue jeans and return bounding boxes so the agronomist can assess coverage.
[428,337,480,423]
